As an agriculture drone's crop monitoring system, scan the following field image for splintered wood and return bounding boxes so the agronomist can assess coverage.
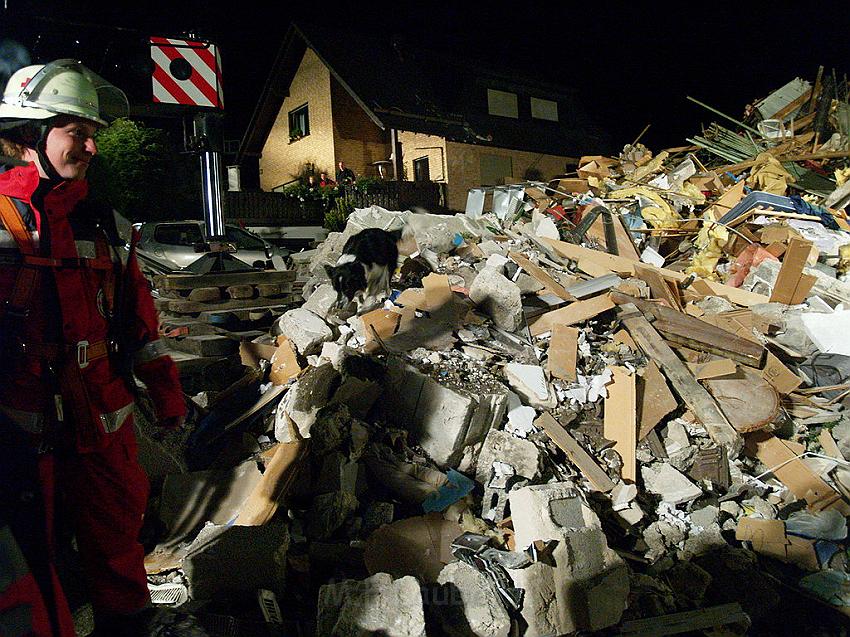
[769,238,816,305]
[529,294,615,337]
[604,366,637,482]
[537,412,615,492]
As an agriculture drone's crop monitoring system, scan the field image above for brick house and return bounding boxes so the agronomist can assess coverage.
[236,23,610,212]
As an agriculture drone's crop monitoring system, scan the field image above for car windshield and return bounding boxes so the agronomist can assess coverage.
[224,227,266,251]
[154,224,204,246]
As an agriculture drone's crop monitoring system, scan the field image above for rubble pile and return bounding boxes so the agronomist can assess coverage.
[138,72,850,635]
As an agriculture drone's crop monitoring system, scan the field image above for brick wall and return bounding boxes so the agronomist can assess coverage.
[331,78,390,180]
[444,141,574,211]
[260,48,335,191]
[397,131,447,183]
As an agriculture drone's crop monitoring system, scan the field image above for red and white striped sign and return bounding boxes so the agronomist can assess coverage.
[150,36,224,109]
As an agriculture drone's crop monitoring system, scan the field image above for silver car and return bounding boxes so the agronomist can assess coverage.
[135,220,289,270]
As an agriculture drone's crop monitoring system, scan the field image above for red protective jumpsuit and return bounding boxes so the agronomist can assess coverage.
[0,162,186,636]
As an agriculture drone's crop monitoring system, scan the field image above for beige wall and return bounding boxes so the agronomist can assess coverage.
[444,141,574,211]
[398,132,447,182]
[260,48,335,191]
[331,79,389,180]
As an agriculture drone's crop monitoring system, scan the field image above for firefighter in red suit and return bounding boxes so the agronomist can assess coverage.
[0,60,192,636]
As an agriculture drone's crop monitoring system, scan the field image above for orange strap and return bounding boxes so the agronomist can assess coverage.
[0,195,34,254]
[0,195,38,318]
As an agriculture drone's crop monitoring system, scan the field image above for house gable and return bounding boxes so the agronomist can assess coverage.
[260,47,334,191]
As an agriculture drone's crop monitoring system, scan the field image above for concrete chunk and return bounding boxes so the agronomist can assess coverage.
[183,521,289,600]
[377,358,507,468]
[317,573,426,637]
[503,363,553,408]
[469,267,523,332]
[642,463,704,504]
[303,283,337,319]
[475,429,542,486]
[277,363,341,441]
[276,307,333,354]
[436,561,510,637]
[509,483,600,549]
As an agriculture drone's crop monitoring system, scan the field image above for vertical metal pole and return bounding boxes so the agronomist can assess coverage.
[390,128,403,181]
[200,150,225,239]
[194,113,225,240]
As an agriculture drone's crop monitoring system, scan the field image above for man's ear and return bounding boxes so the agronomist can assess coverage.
[324,264,335,278]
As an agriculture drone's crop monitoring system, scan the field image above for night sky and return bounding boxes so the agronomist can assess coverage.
[3,1,849,153]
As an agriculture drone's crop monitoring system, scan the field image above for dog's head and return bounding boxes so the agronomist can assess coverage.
[325,262,367,308]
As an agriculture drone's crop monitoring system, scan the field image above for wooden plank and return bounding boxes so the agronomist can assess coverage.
[529,294,615,337]
[691,358,737,380]
[634,262,681,310]
[547,325,578,381]
[617,304,742,454]
[542,237,637,275]
[509,252,575,301]
[153,269,295,290]
[745,431,840,510]
[819,429,846,461]
[585,211,641,261]
[756,351,802,395]
[638,361,678,440]
[161,295,298,313]
[619,603,749,637]
[604,366,637,482]
[770,238,814,304]
[611,292,765,367]
[536,412,615,492]
[235,441,308,526]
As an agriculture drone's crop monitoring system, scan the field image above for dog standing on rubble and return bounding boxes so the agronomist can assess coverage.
[325,226,412,310]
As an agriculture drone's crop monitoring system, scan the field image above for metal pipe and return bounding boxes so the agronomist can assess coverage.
[686,96,764,137]
[200,150,225,239]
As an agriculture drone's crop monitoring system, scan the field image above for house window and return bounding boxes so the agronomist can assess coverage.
[288,104,309,140]
[487,89,518,118]
[413,157,430,182]
[480,154,513,186]
[531,97,558,122]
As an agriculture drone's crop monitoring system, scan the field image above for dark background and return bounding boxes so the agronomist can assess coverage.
[2,1,849,153]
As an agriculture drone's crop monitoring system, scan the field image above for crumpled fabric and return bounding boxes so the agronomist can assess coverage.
[746,152,794,195]
[610,186,682,229]
[687,219,730,280]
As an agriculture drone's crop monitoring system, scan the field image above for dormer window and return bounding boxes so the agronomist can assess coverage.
[531,97,558,122]
[487,89,518,118]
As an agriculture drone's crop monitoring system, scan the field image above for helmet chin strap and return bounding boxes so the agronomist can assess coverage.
[35,122,64,183]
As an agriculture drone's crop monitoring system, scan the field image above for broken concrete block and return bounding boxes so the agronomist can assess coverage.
[506,484,628,633]
[330,375,382,419]
[509,483,600,549]
[276,363,341,441]
[516,272,545,294]
[436,561,511,637]
[302,282,337,319]
[276,307,333,355]
[182,520,289,600]
[474,429,542,486]
[317,573,426,637]
[503,363,554,408]
[376,358,507,468]
[305,490,359,541]
[469,266,523,332]
[642,463,703,505]
[507,529,628,635]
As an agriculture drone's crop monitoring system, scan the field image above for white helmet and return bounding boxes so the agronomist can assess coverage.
[0,59,128,126]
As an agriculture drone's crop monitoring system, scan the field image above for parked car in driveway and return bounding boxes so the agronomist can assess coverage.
[135,220,290,271]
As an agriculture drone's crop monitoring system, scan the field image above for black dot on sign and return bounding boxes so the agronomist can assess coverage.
[169,58,193,81]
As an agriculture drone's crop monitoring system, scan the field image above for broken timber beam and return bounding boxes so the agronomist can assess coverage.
[617,304,743,455]
[536,412,615,492]
[611,292,765,368]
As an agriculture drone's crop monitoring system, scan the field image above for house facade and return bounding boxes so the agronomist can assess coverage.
[240,24,610,212]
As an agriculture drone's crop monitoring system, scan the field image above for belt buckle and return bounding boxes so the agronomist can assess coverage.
[77,340,90,369]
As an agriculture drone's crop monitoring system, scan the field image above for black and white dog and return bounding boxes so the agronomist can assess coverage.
[324,226,410,310]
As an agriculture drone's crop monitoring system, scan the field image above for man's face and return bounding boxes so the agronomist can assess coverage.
[338,162,344,170]
[43,117,99,180]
